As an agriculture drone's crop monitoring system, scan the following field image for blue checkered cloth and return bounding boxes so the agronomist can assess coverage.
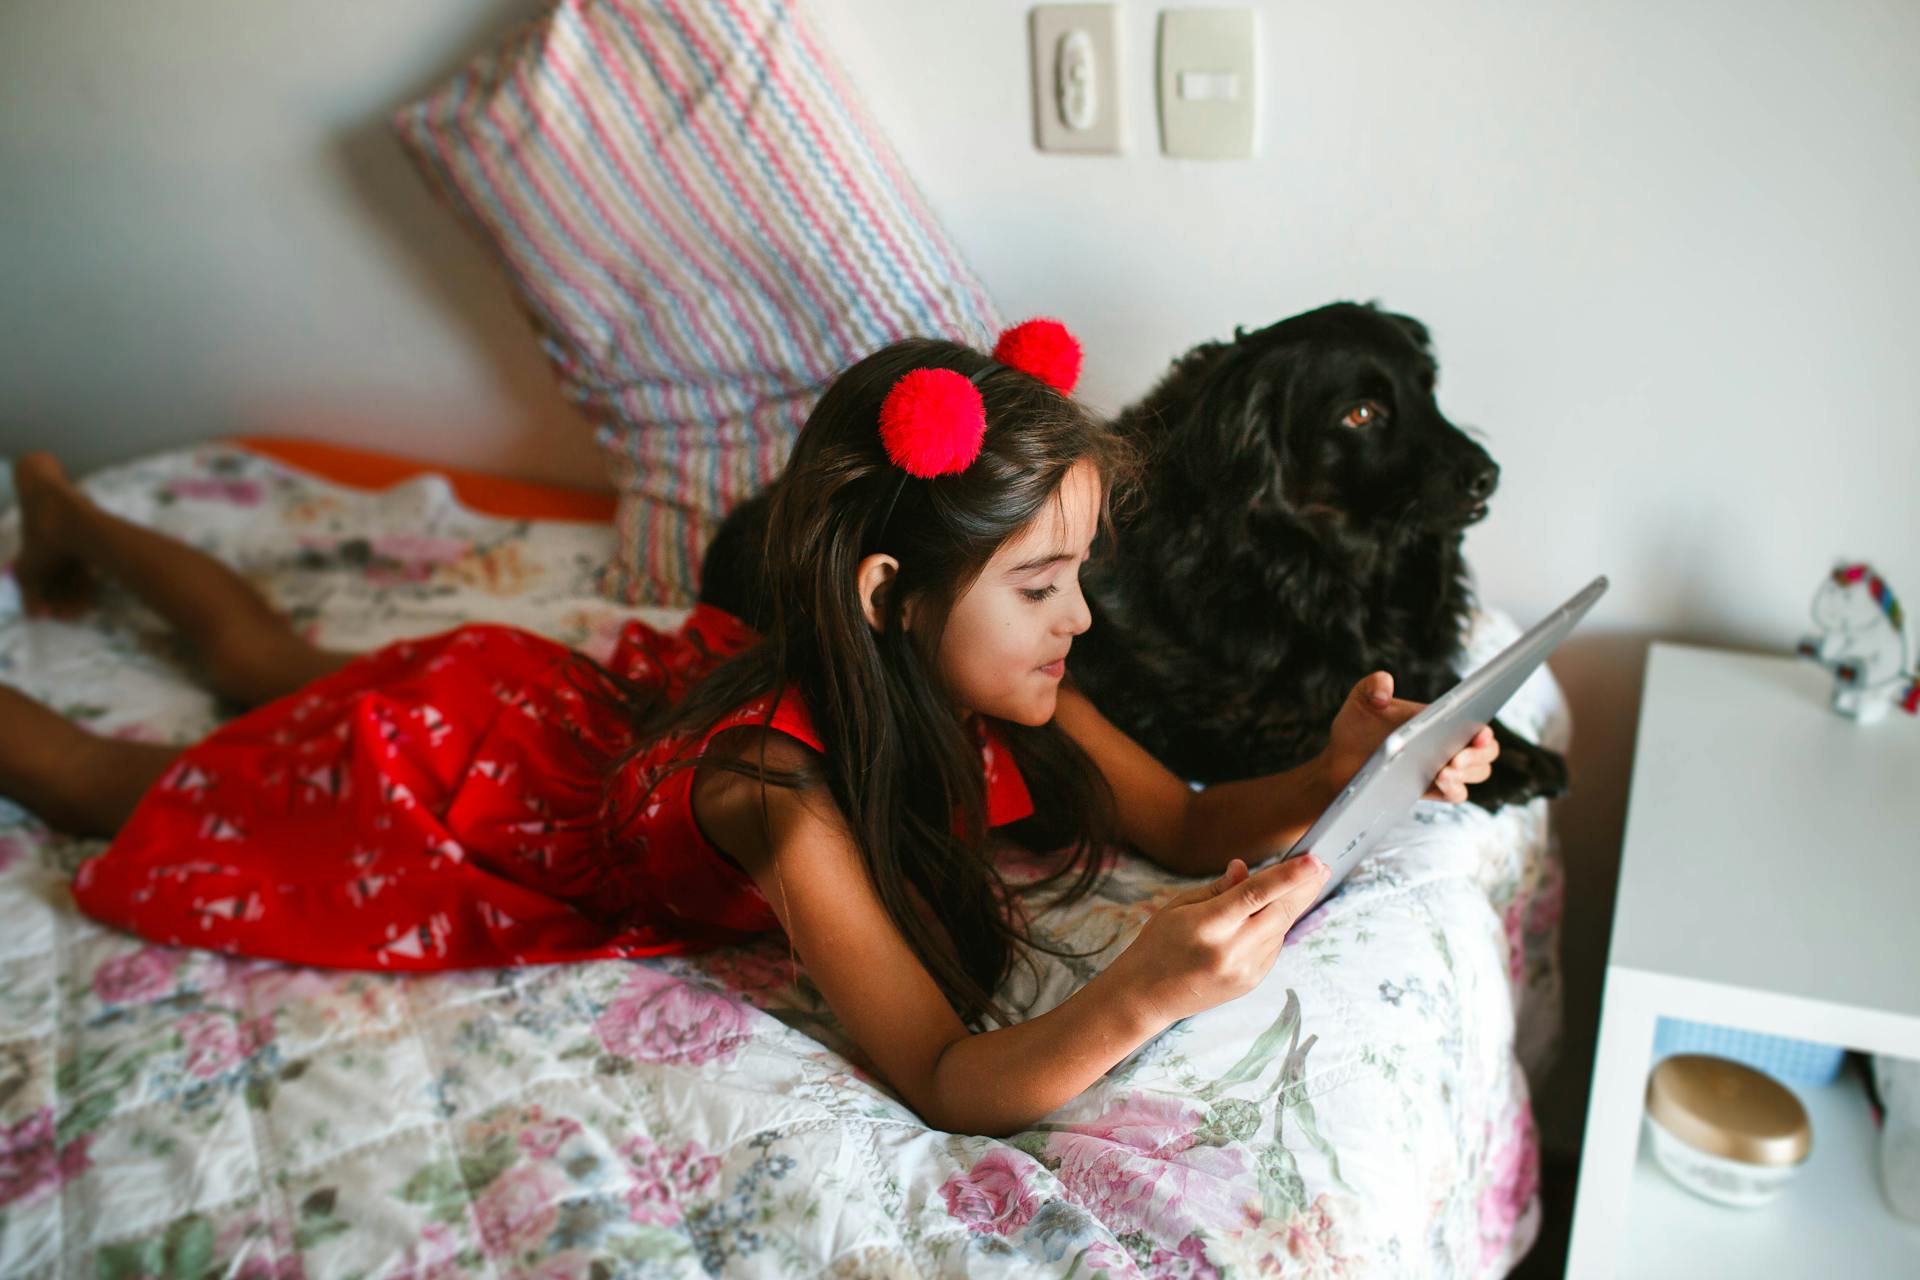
[1652,1017,1846,1086]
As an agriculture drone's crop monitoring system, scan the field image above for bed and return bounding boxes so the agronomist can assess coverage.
[0,441,1565,1277]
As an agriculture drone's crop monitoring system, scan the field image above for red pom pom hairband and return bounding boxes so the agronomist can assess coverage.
[878,318,1083,480]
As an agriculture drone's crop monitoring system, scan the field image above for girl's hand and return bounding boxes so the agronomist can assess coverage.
[1110,856,1332,1029]
[1321,671,1500,805]
[1426,724,1498,803]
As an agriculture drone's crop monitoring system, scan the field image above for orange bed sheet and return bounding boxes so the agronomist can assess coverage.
[230,436,617,525]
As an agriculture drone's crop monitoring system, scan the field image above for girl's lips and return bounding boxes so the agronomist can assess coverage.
[1038,659,1066,679]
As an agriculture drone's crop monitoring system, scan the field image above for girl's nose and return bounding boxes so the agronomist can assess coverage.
[1062,586,1092,636]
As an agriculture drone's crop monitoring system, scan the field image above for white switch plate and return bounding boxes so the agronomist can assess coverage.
[1158,7,1257,159]
[1031,4,1124,155]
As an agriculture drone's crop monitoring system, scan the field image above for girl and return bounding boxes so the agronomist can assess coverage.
[0,319,1497,1137]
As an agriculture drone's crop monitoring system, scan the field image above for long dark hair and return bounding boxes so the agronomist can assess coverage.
[597,336,1139,1030]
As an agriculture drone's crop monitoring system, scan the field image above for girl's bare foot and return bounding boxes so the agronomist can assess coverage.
[0,685,180,836]
[10,452,95,618]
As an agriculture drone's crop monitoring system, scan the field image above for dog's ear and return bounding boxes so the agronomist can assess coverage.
[1178,340,1305,517]
[1116,337,1233,446]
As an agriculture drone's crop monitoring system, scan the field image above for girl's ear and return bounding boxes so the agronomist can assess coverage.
[856,553,901,633]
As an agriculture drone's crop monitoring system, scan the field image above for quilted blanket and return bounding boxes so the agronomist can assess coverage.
[0,444,1565,1277]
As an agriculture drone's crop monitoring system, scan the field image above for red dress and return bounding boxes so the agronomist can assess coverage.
[71,604,1034,970]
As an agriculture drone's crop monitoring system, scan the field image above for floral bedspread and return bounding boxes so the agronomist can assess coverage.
[0,444,1565,1277]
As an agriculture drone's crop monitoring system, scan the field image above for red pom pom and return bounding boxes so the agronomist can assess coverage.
[993,318,1082,394]
[878,368,987,478]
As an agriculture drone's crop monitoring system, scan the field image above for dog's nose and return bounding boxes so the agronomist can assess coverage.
[1466,462,1499,501]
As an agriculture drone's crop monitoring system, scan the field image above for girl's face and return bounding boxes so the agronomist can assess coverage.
[933,459,1100,726]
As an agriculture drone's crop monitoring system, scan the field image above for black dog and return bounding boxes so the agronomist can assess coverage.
[697,302,1567,811]
[1066,301,1567,809]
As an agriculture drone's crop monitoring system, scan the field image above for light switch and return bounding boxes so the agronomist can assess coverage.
[1177,69,1239,101]
[1158,8,1257,159]
[1031,4,1124,155]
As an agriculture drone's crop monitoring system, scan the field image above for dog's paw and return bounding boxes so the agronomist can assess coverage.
[1468,725,1570,812]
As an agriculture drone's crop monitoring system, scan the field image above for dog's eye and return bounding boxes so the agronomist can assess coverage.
[1340,401,1389,429]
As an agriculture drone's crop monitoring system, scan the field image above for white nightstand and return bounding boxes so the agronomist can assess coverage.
[1565,642,1920,1277]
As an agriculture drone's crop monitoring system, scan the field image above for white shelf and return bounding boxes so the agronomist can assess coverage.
[1608,645,1920,1022]
[1566,645,1920,1277]
[1617,1060,1920,1278]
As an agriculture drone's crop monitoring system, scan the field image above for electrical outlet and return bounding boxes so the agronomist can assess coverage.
[1158,7,1257,159]
[1031,4,1124,155]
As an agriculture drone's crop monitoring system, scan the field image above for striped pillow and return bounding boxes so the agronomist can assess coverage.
[393,0,1000,605]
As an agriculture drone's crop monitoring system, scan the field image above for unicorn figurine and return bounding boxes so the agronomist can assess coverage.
[1797,561,1919,723]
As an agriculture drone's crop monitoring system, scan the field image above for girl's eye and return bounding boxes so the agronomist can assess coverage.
[1340,401,1389,429]
[1021,585,1060,603]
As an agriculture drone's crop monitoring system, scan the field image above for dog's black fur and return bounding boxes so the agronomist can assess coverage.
[697,301,1568,811]
[1069,301,1566,808]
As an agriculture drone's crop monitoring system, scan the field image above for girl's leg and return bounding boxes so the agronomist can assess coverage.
[11,453,356,707]
[0,686,180,837]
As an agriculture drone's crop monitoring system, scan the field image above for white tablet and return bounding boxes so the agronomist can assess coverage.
[1267,575,1609,914]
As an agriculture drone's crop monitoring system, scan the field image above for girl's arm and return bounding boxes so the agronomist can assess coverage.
[1051,674,1499,878]
[694,734,1174,1136]
[1051,683,1332,876]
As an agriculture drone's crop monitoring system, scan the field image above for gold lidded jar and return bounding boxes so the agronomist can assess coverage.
[1644,1053,1813,1207]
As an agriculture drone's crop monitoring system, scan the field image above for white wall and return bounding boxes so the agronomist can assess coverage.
[829,0,1920,638]
[0,0,606,487]
[5,0,1919,1153]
